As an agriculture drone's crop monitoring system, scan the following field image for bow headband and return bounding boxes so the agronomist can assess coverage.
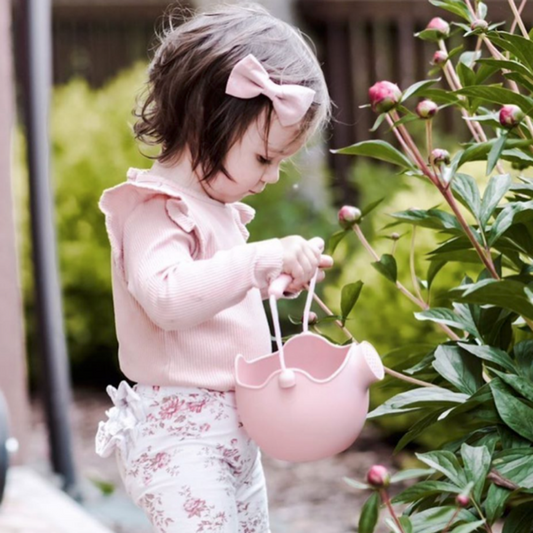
[225,54,316,127]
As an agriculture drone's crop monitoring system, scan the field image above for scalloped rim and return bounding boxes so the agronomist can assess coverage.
[235,332,356,390]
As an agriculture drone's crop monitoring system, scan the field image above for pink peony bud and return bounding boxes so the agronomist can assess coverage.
[304,311,318,325]
[431,50,449,66]
[426,17,450,38]
[499,104,525,128]
[430,148,451,166]
[456,494,470,507]
[471,19,489,31]
[366,465,391,489]
[416,99,439,119]
[368,81,402,114]
[338,205,362,229]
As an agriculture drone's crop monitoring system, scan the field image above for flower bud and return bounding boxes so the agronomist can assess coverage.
[456,494,470,508]
[431,50,449,66]
[499,104,525,129]
[338,205,362,229]
[471,19,489,32]
[426,17,450,38]
[430,148,451,166]
[368,81,402,114]
[366,465,391,489]
[304,311,318,325]
[416,99,439,119]
[391,232,400,240]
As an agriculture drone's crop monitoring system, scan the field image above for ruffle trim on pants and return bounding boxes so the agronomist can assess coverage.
[95,380,146,459]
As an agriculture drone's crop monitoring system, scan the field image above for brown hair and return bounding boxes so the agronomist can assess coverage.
[133,2,332,185]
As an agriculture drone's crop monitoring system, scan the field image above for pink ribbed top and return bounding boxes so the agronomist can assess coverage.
[99,167,300,392]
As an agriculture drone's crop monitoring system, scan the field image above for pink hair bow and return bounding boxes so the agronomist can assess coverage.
[225,54,316,127]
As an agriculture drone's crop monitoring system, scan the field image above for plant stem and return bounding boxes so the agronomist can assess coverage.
[441,187,500,279]
[426,120,433,157]
[508,0,529,38]
[441,508,460,533]
[510,0,528,36]
[353,224,461,341]
[379,489,406,533]
[437,40,506,173]
[385,114,420,166]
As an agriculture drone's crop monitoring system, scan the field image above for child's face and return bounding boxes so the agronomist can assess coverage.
[201,112,306,203]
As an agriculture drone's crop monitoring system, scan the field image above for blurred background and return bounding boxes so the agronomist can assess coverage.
[1,0,530,532]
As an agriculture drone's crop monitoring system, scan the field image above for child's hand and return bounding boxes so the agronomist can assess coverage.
[278,236,334,293]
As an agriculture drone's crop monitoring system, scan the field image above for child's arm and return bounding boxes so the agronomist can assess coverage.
[122,196,287,331]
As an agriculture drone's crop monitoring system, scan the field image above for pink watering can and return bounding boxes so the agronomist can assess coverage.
[234,268,385,463]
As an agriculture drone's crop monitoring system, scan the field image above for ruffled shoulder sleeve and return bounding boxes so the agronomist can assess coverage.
[98,168,206,279]
[230,201,256,242]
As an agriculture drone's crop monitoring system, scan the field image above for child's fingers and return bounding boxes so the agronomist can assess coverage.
[319,254,334,269]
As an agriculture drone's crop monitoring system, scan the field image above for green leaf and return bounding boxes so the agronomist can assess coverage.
[367,387,469,419]
[394,408,451,454]
[487,31,533,73]
[490,378,533,441]
[502,502,533,533]
[390,468,436,483]
[327,229,350,255]
[457,62,476,87]
[371,254,397,283]
[358,492,380,533]
[450,520,487,533]
[514,341,533,381]
[400,79,441,103]
[480,174,512,226]
[415,308,480,337]
[391,208,462,232]
[491,368,533,403]
[458,139,533,167]
[427,260,446,290]
[476,58,533,81]
[410,507,478,533]
[456,279,533,321]
[433,345,484,395]
[391,480,462,504]
[343,477,370,490]
[340,281,363,326]
[429,0,472,21]
[451,173,481,219]
[361,197,385,217]
[486,133,509,176]
[457,342,516,373]
[461,444,491,502]
[331,140,415,169]
[399,516,413,533]
[370,113,387,132]
[415,451,467,486]
[456,86,533,117]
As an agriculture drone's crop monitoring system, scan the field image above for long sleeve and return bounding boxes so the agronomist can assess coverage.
[123,196,285,331]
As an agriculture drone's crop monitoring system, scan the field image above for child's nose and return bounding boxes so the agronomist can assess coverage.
[263,165,280,184]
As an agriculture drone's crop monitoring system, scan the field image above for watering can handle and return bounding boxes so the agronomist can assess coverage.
[267,268,320,383]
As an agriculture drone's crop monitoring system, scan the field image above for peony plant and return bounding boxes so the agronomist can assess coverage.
[307,0,533,531]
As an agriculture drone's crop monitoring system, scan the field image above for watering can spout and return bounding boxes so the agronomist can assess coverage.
[355,341,385,389]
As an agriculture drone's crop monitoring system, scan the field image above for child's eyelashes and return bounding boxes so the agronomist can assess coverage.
[257,155,273,165]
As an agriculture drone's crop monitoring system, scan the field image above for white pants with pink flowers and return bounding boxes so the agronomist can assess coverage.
[95,380,272,533]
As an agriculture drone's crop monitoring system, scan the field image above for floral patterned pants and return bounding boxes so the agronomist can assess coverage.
[95,380,272,533]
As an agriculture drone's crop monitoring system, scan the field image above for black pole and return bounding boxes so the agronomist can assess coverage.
[18,0,80,500]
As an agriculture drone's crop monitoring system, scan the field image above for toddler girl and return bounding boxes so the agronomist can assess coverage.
[95,3,333,532]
